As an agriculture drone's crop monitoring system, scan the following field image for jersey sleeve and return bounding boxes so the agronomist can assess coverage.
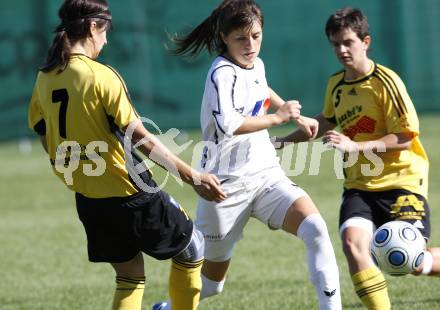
[28,81,46,136]
[99,66,139,129]
[210,66,245,137]
[321,79,337,123]
[378,70,419,136]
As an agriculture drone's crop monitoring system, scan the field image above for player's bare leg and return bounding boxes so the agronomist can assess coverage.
[199,259,230,299]
[152,228,205,310]
[282,196,319,235]
[341,226,390,309]
[342,227,373,274]
[283,196,341,310]
[111,252,145,310]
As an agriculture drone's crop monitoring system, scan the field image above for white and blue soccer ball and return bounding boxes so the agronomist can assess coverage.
[370,221,426,276]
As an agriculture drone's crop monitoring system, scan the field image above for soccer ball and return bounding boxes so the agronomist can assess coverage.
[370,221,426,276]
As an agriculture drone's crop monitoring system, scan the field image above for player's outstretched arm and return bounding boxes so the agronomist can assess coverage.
[268,87,285,111]
[192,173,226,203]
[234,100,301,135]
[322,130,413,153]
[267,89,322,145]
[126,119,226,202]
[275,113,336,147]
[292,116,320,140]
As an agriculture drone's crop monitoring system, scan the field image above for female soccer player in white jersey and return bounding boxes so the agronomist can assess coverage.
[168,1,342,309]
[277,7,440,310]
[28,1,226,309]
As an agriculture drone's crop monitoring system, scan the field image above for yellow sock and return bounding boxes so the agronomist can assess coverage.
[169,258,203,310]
[112,276,145,310]
[352,266,390,310]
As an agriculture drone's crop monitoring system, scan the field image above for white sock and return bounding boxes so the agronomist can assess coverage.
[200,273,225,300]
[422,250,433,275]
[297,213,342,310]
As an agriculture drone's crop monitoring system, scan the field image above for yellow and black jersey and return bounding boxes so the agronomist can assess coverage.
[28,54,146,198]
[322,62,429,198]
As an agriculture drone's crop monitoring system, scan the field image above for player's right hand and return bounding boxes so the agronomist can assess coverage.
[275,100,301,124]
[192,173,227,202]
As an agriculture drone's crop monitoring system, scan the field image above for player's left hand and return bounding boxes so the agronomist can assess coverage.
[193,173,227,203]
[323,130,359,153]
[295,116,319,140]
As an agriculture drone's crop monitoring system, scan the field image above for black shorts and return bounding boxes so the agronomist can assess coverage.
[75,182,193,263]
[339,188,431,239]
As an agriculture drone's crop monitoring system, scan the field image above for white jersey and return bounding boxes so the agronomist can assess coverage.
[200,56,280,177]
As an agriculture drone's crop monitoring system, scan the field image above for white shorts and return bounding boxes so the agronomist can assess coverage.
[195,167,308,262]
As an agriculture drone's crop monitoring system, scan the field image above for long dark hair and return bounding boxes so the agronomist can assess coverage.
[40,0,112,73]
[173,0,263,57]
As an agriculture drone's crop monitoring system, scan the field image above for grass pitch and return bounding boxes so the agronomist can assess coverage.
[0,115,439,309]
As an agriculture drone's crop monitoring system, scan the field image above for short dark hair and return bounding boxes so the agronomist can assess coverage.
[325,7,369,40]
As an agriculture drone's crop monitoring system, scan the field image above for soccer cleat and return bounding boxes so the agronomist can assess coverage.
[152,301,170,310]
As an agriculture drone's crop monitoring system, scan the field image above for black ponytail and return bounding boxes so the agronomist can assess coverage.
[40,30,72,73]
[173,0,263,57]
[40,0,112,73]
[173,10,220,56]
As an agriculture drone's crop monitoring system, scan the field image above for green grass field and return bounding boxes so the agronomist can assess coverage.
[1,115,439,309]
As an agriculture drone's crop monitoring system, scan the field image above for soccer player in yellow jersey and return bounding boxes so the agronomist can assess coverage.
[28,1,226,310]
[276,7,440,310]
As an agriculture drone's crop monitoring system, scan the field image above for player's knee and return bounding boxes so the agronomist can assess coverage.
[342,236,359,256]
[341,229,371,260]
[111,252,144,277]
[173,227,205,263]
[298,213,330,246]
